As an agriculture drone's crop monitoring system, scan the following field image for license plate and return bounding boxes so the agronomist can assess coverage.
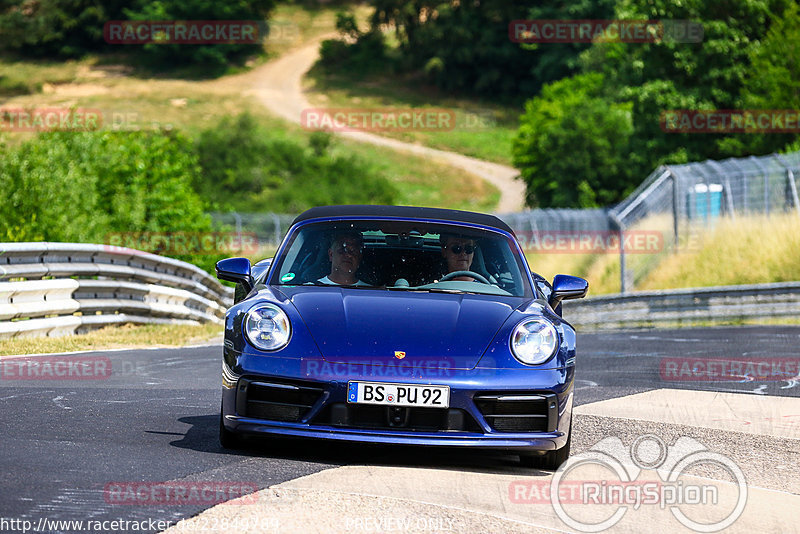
[347,381,450,408]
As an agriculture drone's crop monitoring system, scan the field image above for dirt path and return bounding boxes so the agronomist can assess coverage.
[246,40,526,213]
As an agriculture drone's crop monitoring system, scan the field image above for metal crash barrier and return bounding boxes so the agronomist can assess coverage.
[0,243,233,338]
[564,281,800,330]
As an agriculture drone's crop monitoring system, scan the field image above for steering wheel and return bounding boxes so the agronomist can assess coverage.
[439,270,491,284]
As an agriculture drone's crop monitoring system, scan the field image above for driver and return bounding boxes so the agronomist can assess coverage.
[318,231,369,286]
[440,234,478,282]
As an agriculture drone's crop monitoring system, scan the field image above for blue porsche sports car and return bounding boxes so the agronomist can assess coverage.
[215,205,588,469]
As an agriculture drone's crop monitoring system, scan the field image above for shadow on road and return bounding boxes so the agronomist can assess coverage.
[168,414,550,477]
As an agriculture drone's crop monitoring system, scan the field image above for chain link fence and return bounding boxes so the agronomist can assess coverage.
[209,150,800,294]
[607,150,800,291]
[209,212,296,253]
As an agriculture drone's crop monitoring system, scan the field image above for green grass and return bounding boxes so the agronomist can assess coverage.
[330,139,499,212]
[0,322,222,356]
[0,58,84,95]
[305,65,520,166]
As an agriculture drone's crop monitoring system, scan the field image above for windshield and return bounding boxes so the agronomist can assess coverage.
[269,220,533,298]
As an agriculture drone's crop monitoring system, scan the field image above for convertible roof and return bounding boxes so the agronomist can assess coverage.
[292,205,514,234]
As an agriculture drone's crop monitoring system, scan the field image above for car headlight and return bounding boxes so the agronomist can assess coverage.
[244,304,291,351]
[510,318,559,365]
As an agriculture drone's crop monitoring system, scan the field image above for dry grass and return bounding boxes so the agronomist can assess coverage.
[262,3,372,59]
[640,213,800,290]
[526,213,800,295]
[0,322,222,357]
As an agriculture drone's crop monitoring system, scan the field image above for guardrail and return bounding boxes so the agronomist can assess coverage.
[0,243,233,339]
[563,281,800,330]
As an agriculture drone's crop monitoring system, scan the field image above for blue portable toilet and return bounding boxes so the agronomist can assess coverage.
[690,183,722,220]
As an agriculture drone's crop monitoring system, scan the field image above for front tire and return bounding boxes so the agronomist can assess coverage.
[520,421,571,470]
[219,405,244,449]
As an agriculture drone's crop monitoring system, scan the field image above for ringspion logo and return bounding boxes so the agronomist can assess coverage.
[511,434,747,532]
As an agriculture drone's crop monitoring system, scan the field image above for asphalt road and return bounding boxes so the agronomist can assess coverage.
[1,325,798,533]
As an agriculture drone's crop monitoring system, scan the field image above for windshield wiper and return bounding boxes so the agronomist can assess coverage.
[387,286,464,294]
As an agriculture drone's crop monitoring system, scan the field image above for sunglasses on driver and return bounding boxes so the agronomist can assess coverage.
[447,244,475,255]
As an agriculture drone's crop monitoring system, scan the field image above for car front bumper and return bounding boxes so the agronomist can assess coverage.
[221,352,574,452]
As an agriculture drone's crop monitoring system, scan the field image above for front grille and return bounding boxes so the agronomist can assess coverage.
[237,378,324,422]
[312,403,481,432]
[474,393,558,432]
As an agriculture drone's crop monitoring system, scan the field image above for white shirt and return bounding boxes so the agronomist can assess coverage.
[317,276,369,286]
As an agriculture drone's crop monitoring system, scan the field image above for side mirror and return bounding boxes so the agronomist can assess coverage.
[251,257,273,283]
[216,257,253,294]
[550,274,588,308]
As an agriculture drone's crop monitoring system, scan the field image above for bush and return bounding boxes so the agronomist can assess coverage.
[0,0,274,72]
[0,0,123,57]
[0,130,224,272]
[513,73,635,208]
[318,13,389,77]
[194,113,398,212]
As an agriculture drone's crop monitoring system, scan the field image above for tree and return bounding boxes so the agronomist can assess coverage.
[580,0,789,169]
[720,2,800,156]
[513,0,792,207]
[513,73,634,207]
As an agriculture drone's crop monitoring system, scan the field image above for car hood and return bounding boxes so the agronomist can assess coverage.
[276,286,523,369]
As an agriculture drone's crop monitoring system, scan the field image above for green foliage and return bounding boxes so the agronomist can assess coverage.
[513,73,635,207]
[369,0,536,99]
[346,1,614,100]
[194,113,397,212]
[0,0,125,57]
[719,2,800,156]
[0,0,274,71]
[513,0,794,207]
[0,130,223,271]
[122,0,275,72]
[319,12,389,76]
[522,0,616,92]
[578,0,789,174]
[0,75,36,96]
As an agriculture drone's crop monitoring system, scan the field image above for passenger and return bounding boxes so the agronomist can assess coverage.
[318,231,369,286]
[440,234,478,282]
